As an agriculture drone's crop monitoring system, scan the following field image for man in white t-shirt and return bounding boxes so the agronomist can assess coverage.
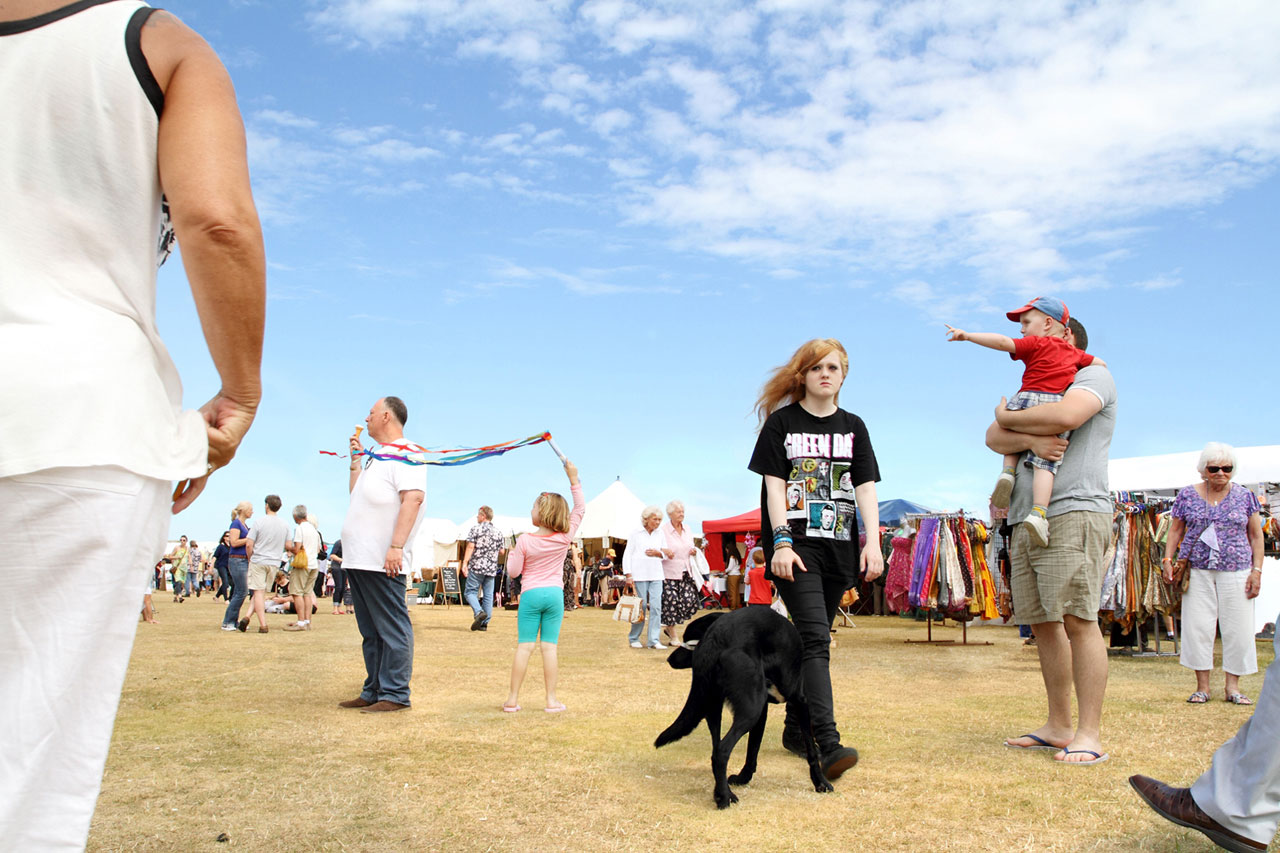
[240,495,290,634]
[337,397,427,713]
[285,505,321,632]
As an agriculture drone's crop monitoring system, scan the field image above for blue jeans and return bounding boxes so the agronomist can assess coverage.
[465,571,496,620]
[628,580,663,647]
[221,557,248,627]
[347,570,413,705]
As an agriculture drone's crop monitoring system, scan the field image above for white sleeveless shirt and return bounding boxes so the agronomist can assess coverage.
[0,0,207,480]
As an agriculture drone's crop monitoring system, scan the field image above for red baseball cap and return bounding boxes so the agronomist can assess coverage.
[1006,296,1069,325]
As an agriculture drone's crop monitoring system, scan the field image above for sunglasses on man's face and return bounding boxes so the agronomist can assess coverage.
[1206,465,1233,474]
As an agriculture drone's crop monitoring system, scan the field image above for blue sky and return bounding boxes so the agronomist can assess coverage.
[159,0,1280,543]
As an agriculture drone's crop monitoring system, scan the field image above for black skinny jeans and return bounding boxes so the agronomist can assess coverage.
[331,565,352,606]
[775,564,849,752]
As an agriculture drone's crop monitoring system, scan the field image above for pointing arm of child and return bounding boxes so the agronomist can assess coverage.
[945,325,1015,353]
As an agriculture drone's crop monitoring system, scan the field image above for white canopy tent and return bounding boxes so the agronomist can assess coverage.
[576,479,648,541]
[410,518,465,572]
[1108,445,1280,494]
[1109,445,1280,632]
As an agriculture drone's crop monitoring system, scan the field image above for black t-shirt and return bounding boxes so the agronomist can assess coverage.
[748,403,880,583]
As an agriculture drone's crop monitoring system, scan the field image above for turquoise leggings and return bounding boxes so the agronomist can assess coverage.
[517,586,564,644]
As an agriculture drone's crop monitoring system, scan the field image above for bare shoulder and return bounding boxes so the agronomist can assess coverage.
[139,9,220,93]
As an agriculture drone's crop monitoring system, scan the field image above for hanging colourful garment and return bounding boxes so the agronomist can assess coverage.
[885,536,915,614]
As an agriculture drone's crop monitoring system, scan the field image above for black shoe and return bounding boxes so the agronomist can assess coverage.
[781,725,808,757]
[236,617,248,633]
[470,612,488,631]
[477,623,488,631]
[820,745,859,780]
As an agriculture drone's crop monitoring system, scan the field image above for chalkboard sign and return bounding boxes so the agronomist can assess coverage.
[439,565,461,594]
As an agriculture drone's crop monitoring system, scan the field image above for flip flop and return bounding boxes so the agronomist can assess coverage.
[1005,734,1063,751]
[1055,748,1109,765]
[1226,692,1253,705]
[545,703,567,714]
[1187,691,1210,704]
[501,703,521,713]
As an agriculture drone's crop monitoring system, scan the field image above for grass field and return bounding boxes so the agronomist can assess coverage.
[89,594,1276,852]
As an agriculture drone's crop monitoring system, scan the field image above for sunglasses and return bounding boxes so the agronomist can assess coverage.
[1206,465,1233,474]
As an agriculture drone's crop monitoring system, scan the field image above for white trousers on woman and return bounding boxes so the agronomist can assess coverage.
[1191,616,1280,845]
[0,466,169,851]
[1180,568,1258,676]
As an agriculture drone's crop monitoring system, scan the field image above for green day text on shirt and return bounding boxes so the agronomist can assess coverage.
[783,430,859,542]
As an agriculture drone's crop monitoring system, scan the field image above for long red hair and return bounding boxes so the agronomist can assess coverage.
[754,338,849,429]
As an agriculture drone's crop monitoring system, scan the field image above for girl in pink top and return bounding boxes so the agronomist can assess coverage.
[502,460,584,713]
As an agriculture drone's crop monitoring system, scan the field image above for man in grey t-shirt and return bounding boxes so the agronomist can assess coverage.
[240,494,290,633]
[985,317,1118,766]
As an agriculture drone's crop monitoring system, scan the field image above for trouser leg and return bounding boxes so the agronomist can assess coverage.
[776,569,846,751]
[1192,616,1280,845]
[0,468,169,851]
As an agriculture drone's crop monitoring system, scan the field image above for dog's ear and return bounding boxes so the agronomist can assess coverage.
[666,646,694,670]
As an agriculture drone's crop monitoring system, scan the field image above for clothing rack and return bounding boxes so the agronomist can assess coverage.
[901,511,996,647]
[904,612,993,646]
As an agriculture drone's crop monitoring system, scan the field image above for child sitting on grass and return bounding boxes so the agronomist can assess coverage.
[502,459,584,713]
[946,296,1104,548]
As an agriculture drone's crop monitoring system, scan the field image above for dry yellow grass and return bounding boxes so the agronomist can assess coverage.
[90,595,1276,852]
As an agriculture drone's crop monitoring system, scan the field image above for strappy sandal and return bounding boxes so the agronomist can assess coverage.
[1226,692,1253,705]
[1186,691,1209,704]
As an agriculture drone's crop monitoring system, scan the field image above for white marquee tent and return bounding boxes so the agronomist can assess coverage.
[1108,444,1280,494]
[576,479,648,541]
[1109,445,1280,632]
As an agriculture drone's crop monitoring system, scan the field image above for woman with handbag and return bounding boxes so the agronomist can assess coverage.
[659,500,701,647]
[1163,442,1265,705]
[622,507,667,649]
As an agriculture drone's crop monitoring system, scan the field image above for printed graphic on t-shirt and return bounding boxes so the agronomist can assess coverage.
[783,431,856,541]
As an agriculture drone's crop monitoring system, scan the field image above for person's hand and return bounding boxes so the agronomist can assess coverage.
[1246,570,1262,599]
[460,564,468,577]
[1162,563,1174,584]
[1027,434,1069,463]
[645,548,662,558]
[383,547,403,577]
[350,430,363,456]
[172,389,258,514]
[861,547,884,582]
[771,548,806,581]
[944,325,967,342]
[563,459,579,484]
[688,547,698,557]
[661,548,675,559]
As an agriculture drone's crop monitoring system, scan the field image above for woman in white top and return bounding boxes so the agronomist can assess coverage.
[622,507,667,649]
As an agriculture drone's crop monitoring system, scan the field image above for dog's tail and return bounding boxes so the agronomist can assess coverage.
[654,680,705,748]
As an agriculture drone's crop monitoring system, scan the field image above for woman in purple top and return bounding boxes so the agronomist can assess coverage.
[1163,443,1265,705]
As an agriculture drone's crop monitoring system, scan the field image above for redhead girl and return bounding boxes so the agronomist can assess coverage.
[748,338,882,780]
[502,459,584,713]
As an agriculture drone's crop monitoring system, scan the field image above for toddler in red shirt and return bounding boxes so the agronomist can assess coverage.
[946,296,1105,548]
[746,549,773,606]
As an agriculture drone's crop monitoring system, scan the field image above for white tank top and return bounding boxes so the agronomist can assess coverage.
[0,0,207,480]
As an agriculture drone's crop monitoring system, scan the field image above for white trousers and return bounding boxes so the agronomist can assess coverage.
[0,467,169,852]
[1192,615,1280,845]
[1180,568,1257,675]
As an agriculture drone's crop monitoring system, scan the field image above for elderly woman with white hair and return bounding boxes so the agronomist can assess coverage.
[659,500,701,647]
[622,506,667,649]
[1163,442,1265,705]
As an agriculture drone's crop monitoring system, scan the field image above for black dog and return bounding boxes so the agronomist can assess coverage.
[654,607,834,808]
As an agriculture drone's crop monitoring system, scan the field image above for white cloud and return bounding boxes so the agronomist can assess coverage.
[254,109,318,129]
[309,0,1280,297]
[1131,273,1181,291]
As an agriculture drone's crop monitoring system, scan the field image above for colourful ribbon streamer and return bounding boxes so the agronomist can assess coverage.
[320,432,553,467]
